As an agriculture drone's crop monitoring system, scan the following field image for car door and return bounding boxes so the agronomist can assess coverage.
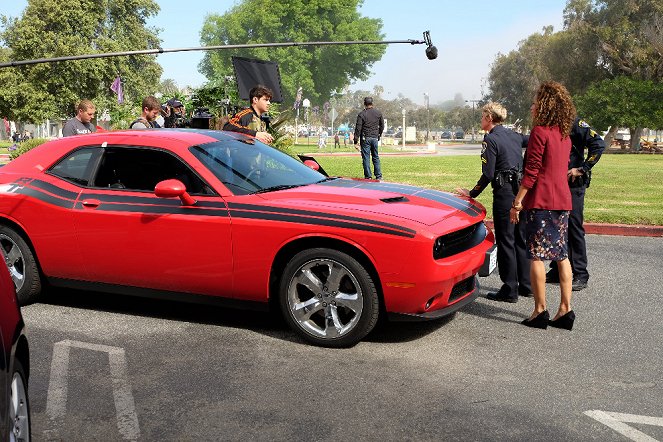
[73,145,234,297]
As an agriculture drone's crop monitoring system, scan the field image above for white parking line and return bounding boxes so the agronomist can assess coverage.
[44,339,141,441]
[585,410,663,442]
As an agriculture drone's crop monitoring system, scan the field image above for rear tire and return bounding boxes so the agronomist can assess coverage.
[0,226,42,305]
[279,248,379,347]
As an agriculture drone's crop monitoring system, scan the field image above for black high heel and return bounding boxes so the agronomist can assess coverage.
[521,310,549,329]
[549,310,575,330]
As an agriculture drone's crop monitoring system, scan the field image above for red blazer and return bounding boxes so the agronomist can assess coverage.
[521,125,572,211]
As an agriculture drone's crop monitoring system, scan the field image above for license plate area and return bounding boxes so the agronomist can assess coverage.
[478,245,497,277]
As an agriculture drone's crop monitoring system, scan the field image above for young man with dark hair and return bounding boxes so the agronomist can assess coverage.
[223,85,274,144]
[62,100,96,137]
[130,96,162,129]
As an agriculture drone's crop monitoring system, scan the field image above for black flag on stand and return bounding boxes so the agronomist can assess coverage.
[231,56,284,103]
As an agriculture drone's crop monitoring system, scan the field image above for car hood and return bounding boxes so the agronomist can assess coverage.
[257,178,485,226]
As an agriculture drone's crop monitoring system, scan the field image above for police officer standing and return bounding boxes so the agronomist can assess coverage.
[458,102,531,302]
[546,118,605,290]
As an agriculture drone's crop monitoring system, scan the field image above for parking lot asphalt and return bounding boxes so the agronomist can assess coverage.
[20,234,663,441]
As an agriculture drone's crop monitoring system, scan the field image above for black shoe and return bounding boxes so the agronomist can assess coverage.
[486,291,518,303]
[572,279,588,291]
[521,310,549,329]
[549,310,575,330]
[545,270,560,283]
[518,288,533,298]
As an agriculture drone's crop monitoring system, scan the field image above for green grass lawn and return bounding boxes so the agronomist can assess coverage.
[1,137,661,225]
[304,152,663,225]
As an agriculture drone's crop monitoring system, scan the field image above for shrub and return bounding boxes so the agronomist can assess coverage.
[9,138,48,160]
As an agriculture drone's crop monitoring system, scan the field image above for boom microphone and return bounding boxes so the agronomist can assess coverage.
[423,30,438,60]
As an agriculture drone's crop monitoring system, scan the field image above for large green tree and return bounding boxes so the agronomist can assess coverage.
[576,76,663,148]
[0,0,163,122]
[486,27,555,125]
[199,0,385,107]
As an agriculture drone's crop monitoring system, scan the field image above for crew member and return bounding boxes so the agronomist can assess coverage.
[223,85,274,144]
[130,96,162,129]
[457,102,531,302]
[546,118,605,290]
[62,100,96,137]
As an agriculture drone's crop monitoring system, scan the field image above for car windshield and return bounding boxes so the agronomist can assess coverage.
[190,140,326,195]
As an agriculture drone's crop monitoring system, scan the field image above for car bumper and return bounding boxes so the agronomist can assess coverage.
[388,277,480,321]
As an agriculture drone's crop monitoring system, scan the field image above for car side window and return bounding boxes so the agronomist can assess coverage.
[49,147,101,186]
[92,147,213,195]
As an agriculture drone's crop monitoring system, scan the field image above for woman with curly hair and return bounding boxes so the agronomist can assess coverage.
[510,81,577,330]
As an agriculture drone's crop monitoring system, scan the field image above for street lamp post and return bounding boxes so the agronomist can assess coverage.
[465,99,480,142]
[424,93,430,142]
[302,98,311,146]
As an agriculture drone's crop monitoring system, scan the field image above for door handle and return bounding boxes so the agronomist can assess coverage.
[81,199,101,208]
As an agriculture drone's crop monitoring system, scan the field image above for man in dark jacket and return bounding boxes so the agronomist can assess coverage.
[546,118,605,291]
[354,97,384,179]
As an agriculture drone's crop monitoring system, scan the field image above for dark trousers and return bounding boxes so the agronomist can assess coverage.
[550,185,588,281]
[360,137,382,179]
[493,186,531,297]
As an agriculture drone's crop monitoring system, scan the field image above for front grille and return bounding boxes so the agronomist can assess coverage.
[449,277,476,303]
[433,222,486,259]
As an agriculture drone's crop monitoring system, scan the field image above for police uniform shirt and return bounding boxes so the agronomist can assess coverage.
[569,118,605,178]
[469,125,525,198]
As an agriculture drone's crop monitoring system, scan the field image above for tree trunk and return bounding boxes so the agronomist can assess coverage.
[630,127,644,150]
[603,126,618,148]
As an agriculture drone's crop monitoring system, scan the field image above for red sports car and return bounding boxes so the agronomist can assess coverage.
[0,129,494,347]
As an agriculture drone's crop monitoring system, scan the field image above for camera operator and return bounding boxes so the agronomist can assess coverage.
[163,98,190,128]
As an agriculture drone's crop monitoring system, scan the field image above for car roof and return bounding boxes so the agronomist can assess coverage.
[2,129,255,173]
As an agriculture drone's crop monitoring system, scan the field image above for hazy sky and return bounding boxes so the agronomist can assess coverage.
[4,0,567,105]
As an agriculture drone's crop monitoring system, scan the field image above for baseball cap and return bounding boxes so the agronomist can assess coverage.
[167,98,184,108]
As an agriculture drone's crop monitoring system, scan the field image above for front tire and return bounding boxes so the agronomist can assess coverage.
[0,226,42,305]
[279,248,379,347]
[9,359,31,442]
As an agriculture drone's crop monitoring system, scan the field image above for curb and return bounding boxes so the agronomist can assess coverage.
[484,220,663,238]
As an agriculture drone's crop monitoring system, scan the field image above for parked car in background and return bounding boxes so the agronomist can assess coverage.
[0,129,495,347]
[441,130,452,139]
[454,130,465,140]
[0,257,30,441]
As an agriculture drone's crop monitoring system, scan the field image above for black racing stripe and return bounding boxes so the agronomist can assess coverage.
[80,192,228,209]
[81,193,182,205]
[75,202,229,217]
[29,179,79,200]
[320,179,482,217]
[227,202,417,236]
[417,190,482,217]
[17,187,75,209]
[229,210,415,238]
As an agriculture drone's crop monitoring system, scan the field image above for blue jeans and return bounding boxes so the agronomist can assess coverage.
[360,137,382,179]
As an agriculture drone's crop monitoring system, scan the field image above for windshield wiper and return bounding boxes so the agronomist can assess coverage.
[316,177,339,183]
[252,183,306,194]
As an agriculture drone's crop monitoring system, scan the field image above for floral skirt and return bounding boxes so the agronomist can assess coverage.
[525,209,570,261]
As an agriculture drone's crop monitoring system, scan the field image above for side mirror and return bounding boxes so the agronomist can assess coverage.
[154,179,196,206]
[303,160,320,171]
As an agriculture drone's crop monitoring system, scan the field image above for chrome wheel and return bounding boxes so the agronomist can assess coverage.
[0,233,25,292]
[9,366,30,442]
[286,257,365,339]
